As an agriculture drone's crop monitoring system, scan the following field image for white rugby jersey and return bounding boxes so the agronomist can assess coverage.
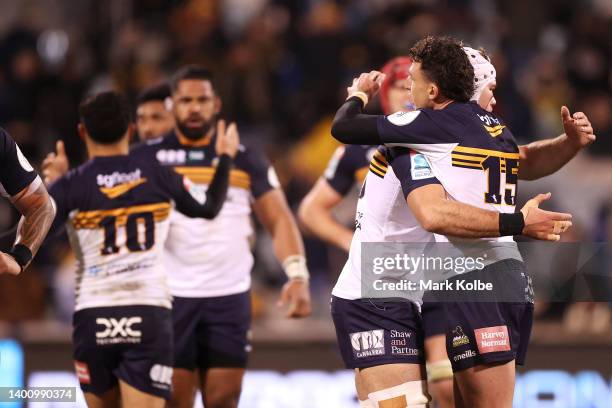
[134,132,277,298]
[379,102,520,245]
[48,150,231,311]
[332,147,440,300]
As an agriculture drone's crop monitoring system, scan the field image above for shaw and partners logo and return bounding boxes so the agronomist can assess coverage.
[350,330,385,358]
[97,169,146,199]
[95,317,142,345]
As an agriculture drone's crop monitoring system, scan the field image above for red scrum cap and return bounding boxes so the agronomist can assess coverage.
[379,56,412,115]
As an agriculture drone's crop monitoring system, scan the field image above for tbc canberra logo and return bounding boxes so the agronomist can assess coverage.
[350,330,385,358]
[95,317,142,345]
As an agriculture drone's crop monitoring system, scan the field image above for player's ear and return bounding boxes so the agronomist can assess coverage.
[428,83,439,101]
[77,123,87,141]
[214,95,222,115]
[126,123,135,142]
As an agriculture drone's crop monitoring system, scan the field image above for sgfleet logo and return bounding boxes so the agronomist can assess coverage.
[477,113,501,127]
[97,169,143,188]
[350,330,385,358]
[95,317,142,345]
[97,169,146,198]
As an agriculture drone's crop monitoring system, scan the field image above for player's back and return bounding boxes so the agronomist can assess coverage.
[381,102,520,243]
[50,152,175,311]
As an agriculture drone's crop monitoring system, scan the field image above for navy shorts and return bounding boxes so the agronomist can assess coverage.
[421,301,446,339]
[441,259,534,372]
[72,305,173,400]
[331,296,425,369]
[172,291,251,370]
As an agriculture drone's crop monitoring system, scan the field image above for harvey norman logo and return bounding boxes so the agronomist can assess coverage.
[474,325,511,354]
[350,330,385,358]
[97,169,146,199]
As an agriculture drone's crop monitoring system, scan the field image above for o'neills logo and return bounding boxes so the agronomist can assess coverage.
[453,349,476,362]
[452,326,470,347]
[97,169,146,199]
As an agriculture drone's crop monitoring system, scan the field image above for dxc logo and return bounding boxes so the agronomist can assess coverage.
[96,317,142,341]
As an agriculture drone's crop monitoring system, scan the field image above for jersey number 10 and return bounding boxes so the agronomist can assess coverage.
[100,212,155,255]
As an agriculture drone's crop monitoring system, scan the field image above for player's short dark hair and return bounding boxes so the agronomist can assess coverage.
[409,36,475,102]
[170,65,215,93]
[137,83,171,106]
[79,91,131,145]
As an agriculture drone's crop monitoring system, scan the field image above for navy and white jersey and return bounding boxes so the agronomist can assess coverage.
[133,131,279,297]
[324,145,375,195]
[0,128,40,198]
[332,146,440,300]
[378,102,520,243]
[48,149,229,311]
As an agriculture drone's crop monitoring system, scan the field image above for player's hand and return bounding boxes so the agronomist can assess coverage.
[277,278,312,318]
[42,140,69,184]
[0,252,21,275]
[561,106,596,149]
[215,119,240,158]
[347,71,386,100]
[520,193,572,241]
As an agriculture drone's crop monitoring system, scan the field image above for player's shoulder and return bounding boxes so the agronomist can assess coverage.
[0,127,14,153]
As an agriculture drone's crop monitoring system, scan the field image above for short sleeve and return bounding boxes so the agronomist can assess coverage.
[240,146,278,199]
[0,128,37,197]
[324,146,368,196]
[388,147,441,198]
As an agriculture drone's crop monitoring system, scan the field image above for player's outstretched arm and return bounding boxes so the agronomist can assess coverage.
[4,180,56,275]
[253,189,312,318]
[298,178,354,252]
[164,120,237,219]
[518,106,595,180]
[331,71,385,145]
[407,184,572,241]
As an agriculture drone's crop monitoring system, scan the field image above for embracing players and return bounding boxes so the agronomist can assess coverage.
[46,91,238,407]
[330,36,593,407]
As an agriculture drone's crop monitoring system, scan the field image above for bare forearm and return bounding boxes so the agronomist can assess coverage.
[271,213,305,261]
[300,206,353,252]
[519,134,579,180]
[13,184,56,256]
[418,201,500,238]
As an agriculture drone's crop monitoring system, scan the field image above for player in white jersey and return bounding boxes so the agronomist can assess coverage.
[131,66,311,408]
[332,36,594,407]
[0,128,55,276]
[46,91,237,408]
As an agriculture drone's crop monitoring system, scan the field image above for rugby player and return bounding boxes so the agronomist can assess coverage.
[330,36,589,407]
[298,57,411,252]
[134,66,311,408]
[46,91,237,408]
[299,57,455,407]
[0,128,55,275]
[135,83,174,142]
